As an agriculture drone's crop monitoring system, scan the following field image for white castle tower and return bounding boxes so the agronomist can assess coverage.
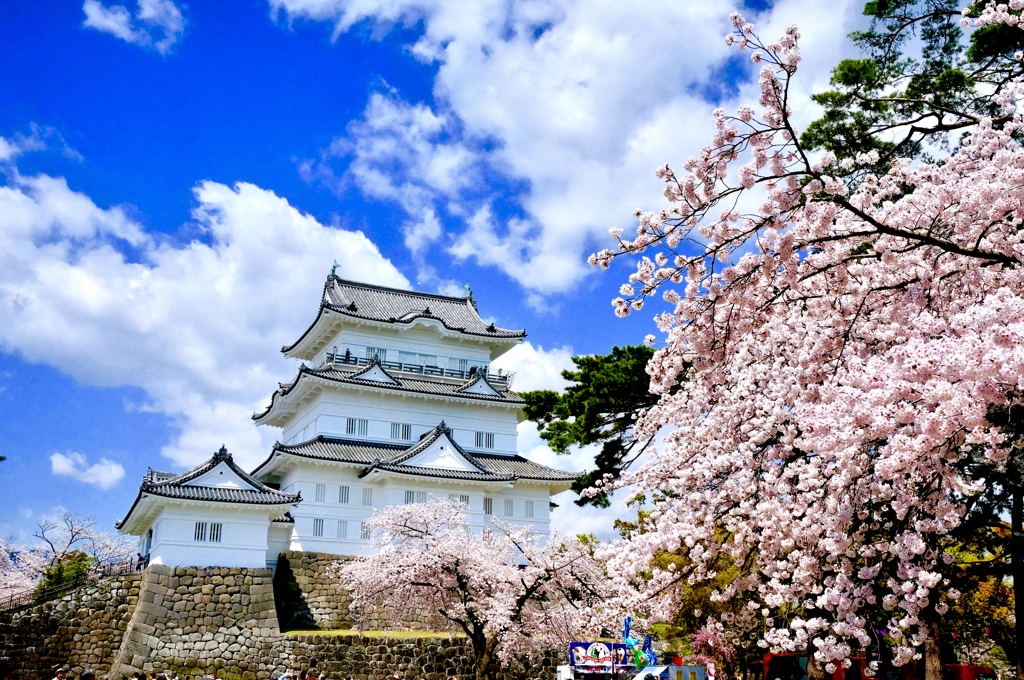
[250,276,577,560]
[118,276,577,569]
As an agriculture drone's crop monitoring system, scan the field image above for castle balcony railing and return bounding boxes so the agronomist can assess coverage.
[323,352,515,390]
[0,556,142,614]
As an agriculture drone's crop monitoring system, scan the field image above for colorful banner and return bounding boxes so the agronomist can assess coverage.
[569,642,637,671]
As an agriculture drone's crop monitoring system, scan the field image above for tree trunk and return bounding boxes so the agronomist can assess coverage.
[474,636,497,680]
[1013,488,1024,680]
[806,652,825,680]
[923,619,942,680]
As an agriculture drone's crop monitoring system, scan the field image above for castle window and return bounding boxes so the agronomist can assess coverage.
[474,432,494,449]
[315,484,326,502]
[365,346,387,362]
[346,418,368,436]
[194,522,207,542]
[405,490,415,505]
[339,486,350,504]
[503,499,514,517]
[337,520,348,539]
[449,493,470,506]
[449,357,468,373]
[391,423,412,440]
[484,497,493,515]
[525,501,534,518]
[313,518,324,537]
[209,523,222,542]
[361,488,373,506]
[360,522,371,540]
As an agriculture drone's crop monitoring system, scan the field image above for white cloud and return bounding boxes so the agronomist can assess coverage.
[82,0,186,55]
[491,340,573,393]
[280,0,869,294]
[50,452,126,490]
[0,167,408,469]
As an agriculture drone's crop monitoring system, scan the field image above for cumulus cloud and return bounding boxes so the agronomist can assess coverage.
[280,0,868,294]
[50,452,126,490]
[82,0,186,55]
[0,166,408,469]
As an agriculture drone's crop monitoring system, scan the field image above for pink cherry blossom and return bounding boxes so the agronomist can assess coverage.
[592,12,1024,668]
[337,499,608,680]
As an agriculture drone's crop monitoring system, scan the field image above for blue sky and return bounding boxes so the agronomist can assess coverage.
[0,0,866,543]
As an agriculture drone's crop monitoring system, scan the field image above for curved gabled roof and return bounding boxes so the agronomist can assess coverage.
[253,363,523,425]
[116,447,301,532]
[251,423,580,486]
[282,276,526,356]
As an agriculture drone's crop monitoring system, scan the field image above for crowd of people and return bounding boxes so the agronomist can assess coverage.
[50,666,463,679]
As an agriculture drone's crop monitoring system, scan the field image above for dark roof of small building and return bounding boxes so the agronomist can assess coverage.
[116,447,301,530]
[254,423,579,485]
[282,276,526,354]
[253,363,523,423]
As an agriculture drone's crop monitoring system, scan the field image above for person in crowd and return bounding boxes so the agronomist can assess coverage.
[80,671,95,680]
[53,667,68,680]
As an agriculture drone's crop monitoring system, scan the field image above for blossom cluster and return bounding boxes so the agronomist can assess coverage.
[337,499,608,669]
[593,12,1024,667]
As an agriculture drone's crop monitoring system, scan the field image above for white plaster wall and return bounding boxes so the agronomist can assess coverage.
[281,389,520,453]
[275,463,553,556]
[318,326,496,369]
[267,523,293,568]
[147,505,275,568]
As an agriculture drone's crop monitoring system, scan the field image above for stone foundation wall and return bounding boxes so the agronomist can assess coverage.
[275,551,447,632]
[110,565,280,680]
[287,632,556,680]
[0,558,558,680]
[0,572,141,679]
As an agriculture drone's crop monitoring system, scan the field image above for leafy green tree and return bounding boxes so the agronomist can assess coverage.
[521,345,663,507]
[34,550,93,595]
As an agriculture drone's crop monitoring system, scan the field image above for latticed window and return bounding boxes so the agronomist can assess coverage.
[449,493,470,506]
[362,488,373,506]
[337,520,348,539]
[194,522,207,542]
[346,418,368,436]
[475,432,494,449]
[365,346,387,362]
[339,486,350,504]
[405,490,415,505]
[313,518,324,537]
[209,523,222,542]
[360,522,371,540]
[449,357,468,372]
[315,484,326,502]
[503,499,514,516]
[525,501,534,518]
[484,497,493,515]
[391,423,412,440]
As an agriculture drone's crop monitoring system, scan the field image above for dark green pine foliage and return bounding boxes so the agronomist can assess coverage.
[802,0,1024,174]
[521,345,660,507]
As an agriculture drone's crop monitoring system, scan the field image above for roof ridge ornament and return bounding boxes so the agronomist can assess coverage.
[214,445,231,462]
[330,260,340,278]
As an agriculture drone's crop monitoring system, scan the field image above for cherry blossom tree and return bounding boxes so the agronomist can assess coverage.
[590,4,1024,675]
[0,538,46,602]
[35,511,134,569]
[337,499,608,680]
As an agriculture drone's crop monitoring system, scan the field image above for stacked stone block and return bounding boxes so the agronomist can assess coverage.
[110,565,280,680]
[275,551,448,632]
[0,558,558,680]
[0,573,140,679]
